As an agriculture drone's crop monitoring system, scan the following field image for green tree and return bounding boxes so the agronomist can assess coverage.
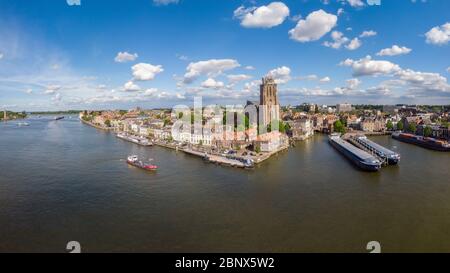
[333,120,346,134]
[255,145,261,153]
[397,121,404,131]
[104,119,111,127]
[386,120,394,131]
[244,115,250,129]
[163,118,170,127]
[423,126,433,137]
[340,117,348,127]
[284,122,291,132]
[267,120,286,133]
[408,123,417,134]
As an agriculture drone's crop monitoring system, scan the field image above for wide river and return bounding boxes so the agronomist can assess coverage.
[1,116,450,252]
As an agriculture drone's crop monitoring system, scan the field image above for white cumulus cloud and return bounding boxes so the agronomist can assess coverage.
[132,63,164,81]
[123,81,140,92]
[183,59,240,84]
[201,78,225,89]
[377,45,412,56]
[323,31,349,49]
[320,76,331,83]
[395,69,450,93]
[234,2,290,28]
[425,22,450,45]
[345,37,362,50]
[289,10,338,43]
[340,56,401,77]
[344,0,365,7]
[346,78,361,89]
[359,30,377,37]
[323,31,362,50]
[115,52,138,63]
[267,66,291,84]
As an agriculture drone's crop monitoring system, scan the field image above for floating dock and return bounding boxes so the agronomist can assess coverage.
[181,148,254,168]
[329,134,381,172]
[348,135,400,165]
[182,148,208,158]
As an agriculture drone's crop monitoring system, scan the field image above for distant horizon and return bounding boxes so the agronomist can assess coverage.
[4,103,448,114]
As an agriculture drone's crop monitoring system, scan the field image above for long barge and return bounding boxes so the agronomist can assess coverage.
[117,133,153,146]
[329,134,382,172]
[392,132,450,152]
[352,136,400,165]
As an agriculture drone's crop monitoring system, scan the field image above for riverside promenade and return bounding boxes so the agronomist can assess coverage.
[153,140,289,168]
[80,118,114,131]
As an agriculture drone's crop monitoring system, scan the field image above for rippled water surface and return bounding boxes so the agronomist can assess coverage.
[1,116,450,252]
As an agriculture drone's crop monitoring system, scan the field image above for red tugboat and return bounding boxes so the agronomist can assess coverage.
[127,155,158,171]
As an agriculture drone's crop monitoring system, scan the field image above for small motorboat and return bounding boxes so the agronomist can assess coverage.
[127,155,158,171]
[17,122,30,127]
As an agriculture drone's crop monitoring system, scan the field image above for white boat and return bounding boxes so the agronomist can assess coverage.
[117,133,153,146]
[17,122,30,127]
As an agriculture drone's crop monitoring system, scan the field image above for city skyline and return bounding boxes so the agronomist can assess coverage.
[1,0,450,111]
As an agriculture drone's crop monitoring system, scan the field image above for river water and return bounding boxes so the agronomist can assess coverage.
[1,116,450,252]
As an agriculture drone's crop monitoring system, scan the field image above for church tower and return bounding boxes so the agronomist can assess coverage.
[259,77,280,127]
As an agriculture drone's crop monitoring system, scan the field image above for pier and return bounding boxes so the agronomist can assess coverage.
[206,154,247,168]
[151,139,288,169]
[182,148,207,158]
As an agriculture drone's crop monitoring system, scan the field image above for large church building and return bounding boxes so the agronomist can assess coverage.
[259,76,280,127]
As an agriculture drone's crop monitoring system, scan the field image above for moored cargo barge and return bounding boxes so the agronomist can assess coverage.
[329,134,382,172]
[392,132,450,152]
[353,136,400,165]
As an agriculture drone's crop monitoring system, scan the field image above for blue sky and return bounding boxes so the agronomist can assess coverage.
[0,0,449,111]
